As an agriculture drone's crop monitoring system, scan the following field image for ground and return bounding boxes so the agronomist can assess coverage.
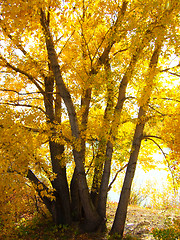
[106,203,180,239]
[76,203,180,239]
[4,203,180,239]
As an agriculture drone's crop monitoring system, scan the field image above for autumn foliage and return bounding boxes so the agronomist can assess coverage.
[0,0,180,238]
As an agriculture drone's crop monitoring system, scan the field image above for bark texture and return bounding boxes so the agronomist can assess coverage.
[110,106,145,236]
[110,36,164,237]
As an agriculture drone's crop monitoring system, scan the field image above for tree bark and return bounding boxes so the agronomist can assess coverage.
[110,106,145,237]
[110,36,164,237]
[43,72,72,225]
[70,168,83,221]
[90,1,129,203]
[49,141,72,224]
[96,36,148,219]
[27,169,52,213]
[70,88,92,221]
[97,140,113,220]
[40,12,101,229]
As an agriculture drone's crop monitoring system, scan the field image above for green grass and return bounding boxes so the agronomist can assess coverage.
[152,217,180,240]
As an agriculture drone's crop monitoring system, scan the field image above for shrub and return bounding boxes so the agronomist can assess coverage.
[152,217,180,240]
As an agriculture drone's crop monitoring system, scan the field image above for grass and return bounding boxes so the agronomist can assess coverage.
[152,217,180,240]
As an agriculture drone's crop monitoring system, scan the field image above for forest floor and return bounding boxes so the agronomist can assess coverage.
[106,202,180,239]
[69,203,180,239]
[4,203,180,240]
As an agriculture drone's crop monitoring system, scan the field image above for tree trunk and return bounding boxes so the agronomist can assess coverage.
[89,1,129,208]
[70,168,83,221]
[110,106,145,237]
[49,141,72,225]
[90,144,106,207]
[72,149,102,232]
[97,140,113,220]
[43,72,72,225]
[96,37,144,220]
[40,12,102,230]
[70,88,92,221]
[51,198,64,225]
[110,36,164,237]
[27,169,65,225]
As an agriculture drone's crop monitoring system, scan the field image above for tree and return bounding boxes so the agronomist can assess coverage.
[0,0,180,238]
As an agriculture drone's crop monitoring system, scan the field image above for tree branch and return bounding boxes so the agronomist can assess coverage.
[153,97,180,103]
[0,102,46,114]
[57,30,75,58]
[90,1,129,74]
[148,105,166,116]
[160,62,180,73]
[142,135,162,140]
[113,48,129,57]
[108,163,128,191]
[143,137,177,191]
[166,71,180,78]
[40,9,80,139]
[0,89,43,95]
[0,56,45,95]
[27,169,54,212]
[0,21,47,79]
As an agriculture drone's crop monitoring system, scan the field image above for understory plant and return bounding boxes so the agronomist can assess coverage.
[152,217,180,240]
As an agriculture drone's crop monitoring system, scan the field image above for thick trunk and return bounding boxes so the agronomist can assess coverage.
[91,61,113,207]
[43,72,72,225]
[49,141,72,224]
[97,140,113,219]
[51,198,64,225]
[40,12,101,230]
[88,1,129,207]
[70,168,83,221]
[70,88,92,221]
[110,107,145,237]
[90,142,106,207]
[73,149,102,231]
[27,71,68,225]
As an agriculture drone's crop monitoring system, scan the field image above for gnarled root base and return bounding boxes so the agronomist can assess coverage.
[79,217,106,233]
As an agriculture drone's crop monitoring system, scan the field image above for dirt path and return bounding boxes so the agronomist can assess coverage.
[106,203,180,239]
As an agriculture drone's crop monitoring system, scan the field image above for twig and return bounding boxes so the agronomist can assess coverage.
[108,163,128,191]
[143,136,177,193]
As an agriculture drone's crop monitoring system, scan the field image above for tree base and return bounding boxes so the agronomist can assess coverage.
[79,217,106,233]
